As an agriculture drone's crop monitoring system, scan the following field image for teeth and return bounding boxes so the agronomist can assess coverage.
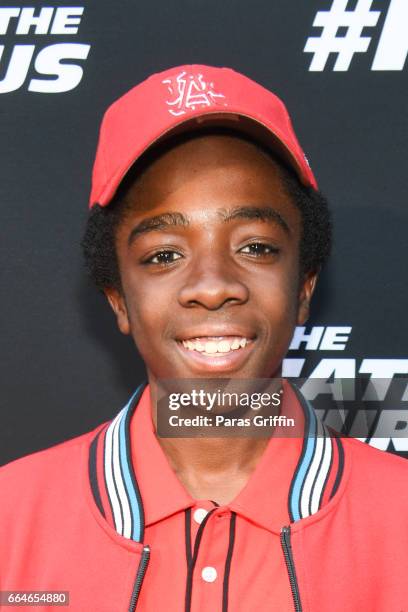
[205,341,217,353]
[181,336,251,354]
[218,340,230,353]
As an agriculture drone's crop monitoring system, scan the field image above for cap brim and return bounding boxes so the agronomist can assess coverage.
[95,110,314,207]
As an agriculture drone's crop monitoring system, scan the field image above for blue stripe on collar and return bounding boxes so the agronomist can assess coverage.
[103,383,146,541]
[288,383,343,522]
[89,380,344,537]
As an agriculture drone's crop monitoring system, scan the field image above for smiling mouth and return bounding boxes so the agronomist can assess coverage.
[179,336,253,357]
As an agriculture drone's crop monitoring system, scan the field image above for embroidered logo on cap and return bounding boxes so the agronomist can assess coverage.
[162,70,226,117]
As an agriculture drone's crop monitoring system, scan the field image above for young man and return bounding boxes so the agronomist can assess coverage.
[1,64,408,611]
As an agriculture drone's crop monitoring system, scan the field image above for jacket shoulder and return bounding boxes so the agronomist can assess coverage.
[345,435,408,468]
[0,422,106,491]
[344,436,408,503]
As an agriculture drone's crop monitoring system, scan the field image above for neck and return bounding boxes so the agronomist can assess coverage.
[148,379,273,505]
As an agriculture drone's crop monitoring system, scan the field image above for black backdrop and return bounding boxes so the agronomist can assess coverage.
[1,0,407,465]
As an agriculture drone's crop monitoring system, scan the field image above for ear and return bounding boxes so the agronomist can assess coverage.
[104,287,131,335]
[297,271,319,325]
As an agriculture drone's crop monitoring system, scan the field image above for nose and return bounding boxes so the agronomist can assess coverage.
[178,253,249,310]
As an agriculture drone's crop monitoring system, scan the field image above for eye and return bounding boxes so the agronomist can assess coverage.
[143,249,183,265]
[239,242,279,257]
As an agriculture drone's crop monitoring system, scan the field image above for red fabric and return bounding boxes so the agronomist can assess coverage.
[130,384,303,530]
[90,64,317,208]
[1,391,408,610]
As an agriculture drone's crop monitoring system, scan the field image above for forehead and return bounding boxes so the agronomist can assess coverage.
[117,131,299,224]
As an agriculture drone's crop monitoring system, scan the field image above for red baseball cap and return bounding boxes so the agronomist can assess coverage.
[89,64,317,208]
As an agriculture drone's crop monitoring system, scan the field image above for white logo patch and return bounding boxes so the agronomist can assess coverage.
[162,71,226,116]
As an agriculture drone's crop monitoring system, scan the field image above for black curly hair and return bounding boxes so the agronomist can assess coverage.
[82,128,332,292]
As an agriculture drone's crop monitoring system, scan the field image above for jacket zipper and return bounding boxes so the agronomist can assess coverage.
[128,545,150,612]
[280,526,302,612]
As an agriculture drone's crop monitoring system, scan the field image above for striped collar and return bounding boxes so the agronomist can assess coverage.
[89,385,147,541]
[288,383,344,522]
[88,381,345,541]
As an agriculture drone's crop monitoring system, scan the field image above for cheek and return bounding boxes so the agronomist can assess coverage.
[255,266,300,326]
[126,294,157,337]
[121,277,172,355]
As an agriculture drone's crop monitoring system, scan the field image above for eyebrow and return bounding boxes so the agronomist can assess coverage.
[128,212,188,245]
[127,205,290,246]
[220,205,290,234]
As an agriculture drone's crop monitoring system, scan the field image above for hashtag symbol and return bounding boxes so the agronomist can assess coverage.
[304,0,381,71]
